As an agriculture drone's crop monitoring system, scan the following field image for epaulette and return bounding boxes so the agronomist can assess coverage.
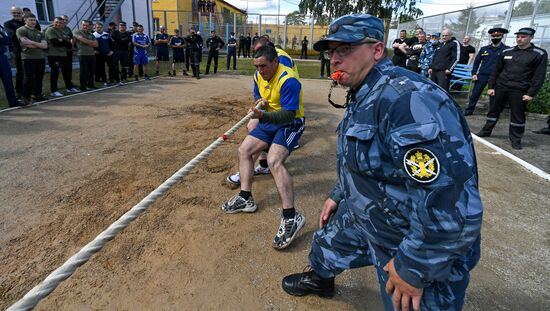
[503,47,514,53]
[388,75,417,95]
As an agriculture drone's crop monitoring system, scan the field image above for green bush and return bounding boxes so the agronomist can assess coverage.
[529,62,550,114]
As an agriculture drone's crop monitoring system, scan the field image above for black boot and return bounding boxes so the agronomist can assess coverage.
[191,65,197,77]
[282,268,335,298]
[195,65,200,79]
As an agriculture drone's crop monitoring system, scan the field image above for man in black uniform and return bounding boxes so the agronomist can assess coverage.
[238,32,245,58]
[477,27,548,150]
[428,28,460,91]
[391,29,407,67]
[186,27,203,79]
[300,36,308,59]
[244,33,252,58]
[205,30,224,74]
[111,21,132,84]
[169,29,187,76]
[4,6,25,99]
[227,32,237,70]
[465,28,509,116]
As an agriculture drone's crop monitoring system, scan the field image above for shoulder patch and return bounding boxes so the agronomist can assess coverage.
[403,148,440,183]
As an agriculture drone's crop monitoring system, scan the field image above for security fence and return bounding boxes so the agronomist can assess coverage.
[393,0,550,51]
[151,10,333,52]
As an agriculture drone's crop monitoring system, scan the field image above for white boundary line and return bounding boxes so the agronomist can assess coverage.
[0,77,158,113]
[473,134,550,182]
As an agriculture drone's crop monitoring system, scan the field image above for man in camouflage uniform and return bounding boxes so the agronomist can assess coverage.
[282,14,483,311]
[419,32,440,77]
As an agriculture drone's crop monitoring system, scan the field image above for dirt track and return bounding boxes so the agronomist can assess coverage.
[0,76,548,310]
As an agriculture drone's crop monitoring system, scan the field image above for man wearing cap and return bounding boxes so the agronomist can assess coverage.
[186,27,203,79]
[477,27,548,150]
[428,28,460,91]
[281,13,483,311]
[464,28,509,116]
[419,32,440,77]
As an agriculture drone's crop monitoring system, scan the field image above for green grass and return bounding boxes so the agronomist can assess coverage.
[0,57,327,109]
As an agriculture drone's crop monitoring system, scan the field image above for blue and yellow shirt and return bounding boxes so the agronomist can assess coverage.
[253,63,304,119]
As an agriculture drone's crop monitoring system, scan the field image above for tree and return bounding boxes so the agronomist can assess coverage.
[286,10,306,25]
[298,0,423,44]
[448,6,485,39]
[315,14,331,26]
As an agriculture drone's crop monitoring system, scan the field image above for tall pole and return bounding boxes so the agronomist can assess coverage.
[502,0,516,43]
[277,0,280,45]
[530,0,541,28]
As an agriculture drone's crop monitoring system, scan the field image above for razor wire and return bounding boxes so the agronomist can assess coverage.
[7,103,262,311]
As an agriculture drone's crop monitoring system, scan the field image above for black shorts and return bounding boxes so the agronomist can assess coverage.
[173,54,185,63]
[157,51,169,61]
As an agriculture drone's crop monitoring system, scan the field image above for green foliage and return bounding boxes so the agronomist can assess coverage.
[298,0,422,21]
[448,6,484,38]
[286,10,307,25]
[530,63,550,114]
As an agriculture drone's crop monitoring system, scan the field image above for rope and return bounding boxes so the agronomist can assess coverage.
[7,104,261,311]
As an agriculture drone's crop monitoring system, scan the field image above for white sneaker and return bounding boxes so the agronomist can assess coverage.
[67,88,80,93]
[103,82,109,87]
[225,165,271,186]
[221,194,257,214]
[118,81,124,86]
[272,212,305,249]
[51,91,63,97]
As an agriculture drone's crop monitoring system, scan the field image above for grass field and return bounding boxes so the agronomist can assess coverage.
[0,57,326,109]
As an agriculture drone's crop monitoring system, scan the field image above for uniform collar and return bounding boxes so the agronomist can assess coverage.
[350,57,392,104]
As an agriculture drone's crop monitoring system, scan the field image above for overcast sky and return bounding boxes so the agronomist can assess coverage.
[225,0,508,18]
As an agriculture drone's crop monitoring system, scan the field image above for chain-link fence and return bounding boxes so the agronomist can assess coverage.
[151,10,333,54]
[391,0,550,51]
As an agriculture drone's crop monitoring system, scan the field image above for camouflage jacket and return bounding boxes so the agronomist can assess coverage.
[419,41,438,76]
[329,57,483,288]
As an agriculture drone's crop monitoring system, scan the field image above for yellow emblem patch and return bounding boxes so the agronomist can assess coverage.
[403,148,440,183]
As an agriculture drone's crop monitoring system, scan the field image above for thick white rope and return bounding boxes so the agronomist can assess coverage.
[7,104,260,311]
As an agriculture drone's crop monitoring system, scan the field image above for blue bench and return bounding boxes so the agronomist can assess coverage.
[450,63,473,94]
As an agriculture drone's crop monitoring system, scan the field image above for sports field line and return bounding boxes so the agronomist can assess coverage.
[473,134,550,182]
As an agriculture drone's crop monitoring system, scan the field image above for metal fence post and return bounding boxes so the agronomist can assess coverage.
[530,0,541,28]
[259,14,262,35]
[226,23,230,53]
[309,16,314,50]
[233,13,237,35]
[283,15,288,49]
[163,11,167,30]
[465,9,473,36]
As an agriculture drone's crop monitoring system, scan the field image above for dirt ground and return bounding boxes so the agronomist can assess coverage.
[0,76,548,310]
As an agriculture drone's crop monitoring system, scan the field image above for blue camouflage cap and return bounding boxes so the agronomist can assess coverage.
[313,13,384,51]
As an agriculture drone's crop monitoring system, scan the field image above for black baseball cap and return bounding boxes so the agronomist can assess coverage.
[515,27,535,36]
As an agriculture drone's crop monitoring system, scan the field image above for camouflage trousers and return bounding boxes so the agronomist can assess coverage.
[308,200,478,311]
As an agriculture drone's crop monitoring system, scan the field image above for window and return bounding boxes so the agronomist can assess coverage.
[153,18,160,32]
[35,0,55,22]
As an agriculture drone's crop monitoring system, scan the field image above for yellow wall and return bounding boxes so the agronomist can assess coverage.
[152,0,246,34]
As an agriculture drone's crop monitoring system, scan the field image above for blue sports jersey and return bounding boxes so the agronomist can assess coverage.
[133,33,150,54]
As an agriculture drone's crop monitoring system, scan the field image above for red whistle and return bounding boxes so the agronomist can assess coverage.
[331,70,344,81]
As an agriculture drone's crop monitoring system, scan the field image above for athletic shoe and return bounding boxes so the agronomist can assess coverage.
[21,97,33,106]
[221,194,257,214]
[67,88,80,93]
[32,95,48,102]
[51,91,63,97]
[144,75,150,81]
[103,82,109,87]
[226,165,271,186]
[511,141,523,150]
[282,266,335,298]
[272,212,305,249]
[118,82,124,86]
